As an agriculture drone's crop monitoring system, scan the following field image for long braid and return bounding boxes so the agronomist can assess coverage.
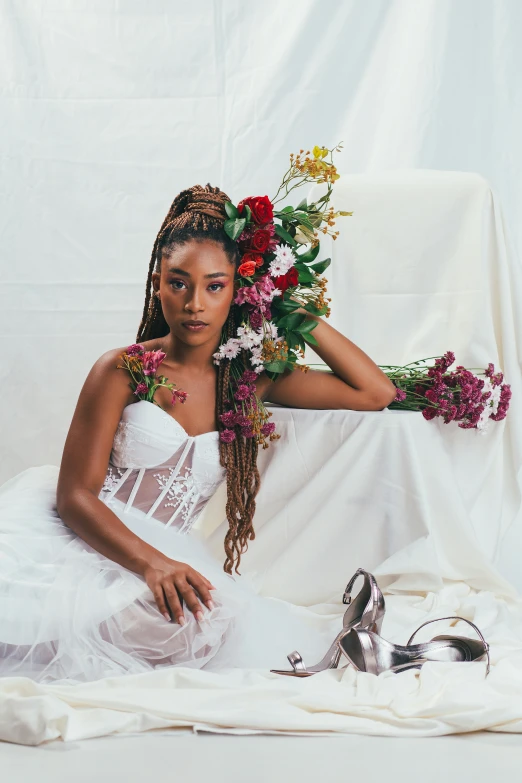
[137,183,260,574]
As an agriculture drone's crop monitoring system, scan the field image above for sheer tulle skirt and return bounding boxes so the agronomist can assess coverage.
[0,466,333,684]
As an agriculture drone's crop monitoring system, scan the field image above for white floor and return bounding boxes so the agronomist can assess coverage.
[2,731,521,783]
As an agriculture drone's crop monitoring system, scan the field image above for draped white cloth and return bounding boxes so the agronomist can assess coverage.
[1,170,522,745]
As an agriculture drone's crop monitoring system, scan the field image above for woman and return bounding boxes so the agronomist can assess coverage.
[0,184,396,683]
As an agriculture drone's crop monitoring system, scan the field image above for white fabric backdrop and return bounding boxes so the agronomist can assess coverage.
[2,0,522,482]
[1,0,522,744]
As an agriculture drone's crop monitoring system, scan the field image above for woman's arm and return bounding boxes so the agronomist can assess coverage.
[259,314,397,410]
[56,349,214,624]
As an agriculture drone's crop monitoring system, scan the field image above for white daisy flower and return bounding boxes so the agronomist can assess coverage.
[269,244,295,277]
[220,338,241,359]
[274,243,295,265]
[238,327,263,350]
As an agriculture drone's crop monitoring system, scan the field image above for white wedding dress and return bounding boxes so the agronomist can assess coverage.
[0,400,333,684]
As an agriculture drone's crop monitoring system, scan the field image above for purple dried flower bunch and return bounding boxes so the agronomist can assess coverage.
[384,351,511,434]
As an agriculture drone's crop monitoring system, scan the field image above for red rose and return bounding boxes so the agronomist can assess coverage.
[249,229,271,253]
[237,259,257,277]
[241,251,264,269]
[238,195,274,226]
[273,267,298,293]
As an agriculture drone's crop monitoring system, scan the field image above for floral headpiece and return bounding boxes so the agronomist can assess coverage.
[214,143,352,448]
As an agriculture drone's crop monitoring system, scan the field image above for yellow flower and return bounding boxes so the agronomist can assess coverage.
[312,145,328,160]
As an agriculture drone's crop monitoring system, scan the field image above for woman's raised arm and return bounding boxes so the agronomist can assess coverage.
[260,314,397,411]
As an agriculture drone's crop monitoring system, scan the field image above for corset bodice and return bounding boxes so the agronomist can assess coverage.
[98,400,225,534]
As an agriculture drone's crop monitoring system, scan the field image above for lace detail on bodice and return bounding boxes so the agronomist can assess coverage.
[98,401,225,535]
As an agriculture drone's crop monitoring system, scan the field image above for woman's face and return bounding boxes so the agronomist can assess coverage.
[152,239,235,349]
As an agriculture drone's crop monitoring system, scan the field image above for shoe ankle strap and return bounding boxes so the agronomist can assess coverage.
[407,615,490,676]
[343,568,368,605]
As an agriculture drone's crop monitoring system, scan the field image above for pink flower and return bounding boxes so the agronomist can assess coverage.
[127,343,145,356]
[172,389,188,405]
[393,387,407,402]
[249,310,263,330]
[261,422,276,436]
[219,410,237,427]
[234,286,262,307]
[241,425,255,438]
[490,384,511,421]
[241,370,258,384]
[134,382,148,396]
[220,429,236,443]
[234,384,251,401]
[142,350,166,376]
[235,414,251,428]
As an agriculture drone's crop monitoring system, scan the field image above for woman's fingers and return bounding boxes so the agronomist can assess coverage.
[152,585,171,622]
[188,572,214,611]
[162,582,186,626]
[177,579,207,621]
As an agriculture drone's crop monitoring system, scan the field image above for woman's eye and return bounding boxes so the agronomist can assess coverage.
[170,280,186,290]
[208,283,225,292]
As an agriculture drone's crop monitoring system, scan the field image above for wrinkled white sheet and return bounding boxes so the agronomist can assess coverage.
[2,172,522,744]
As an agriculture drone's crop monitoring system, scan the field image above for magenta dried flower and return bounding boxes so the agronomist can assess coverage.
[393,387,407,402]
[127,343,145,357]
[219,410,237,427]
[261,422,276,436]
[134,382,148,396]
[234,384,251,401]
[219,429,236,443]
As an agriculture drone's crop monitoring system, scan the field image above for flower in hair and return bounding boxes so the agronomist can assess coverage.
[215,143,352,448]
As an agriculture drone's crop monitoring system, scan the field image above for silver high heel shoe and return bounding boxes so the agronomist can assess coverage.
[270,568,385,677]
[338,615,490,676]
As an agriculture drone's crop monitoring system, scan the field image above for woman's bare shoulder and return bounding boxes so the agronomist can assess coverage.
[86,339,162,394]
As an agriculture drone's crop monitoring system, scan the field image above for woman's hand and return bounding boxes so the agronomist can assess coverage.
[143,554,216,625]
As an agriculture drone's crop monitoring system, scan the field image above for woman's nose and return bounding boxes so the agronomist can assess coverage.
[185,288,204,312]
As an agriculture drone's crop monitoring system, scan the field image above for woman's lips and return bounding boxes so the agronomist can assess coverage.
[182,321,208,332]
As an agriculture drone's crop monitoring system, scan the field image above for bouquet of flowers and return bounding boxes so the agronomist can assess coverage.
[384,352,511,433]
[214,142,352,448]
[117,343,188,405]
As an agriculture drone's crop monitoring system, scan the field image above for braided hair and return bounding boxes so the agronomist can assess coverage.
[136,183,260,574]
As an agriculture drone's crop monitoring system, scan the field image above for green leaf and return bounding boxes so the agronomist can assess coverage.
[310,258,331,274]
[303,332,319,346]
[295,319,318,335]
[274,224,297,247]
[292,212,315,230]
[304,301,327,316]
[224,217,246,241]
[278,205,294,214]
[296,197,307,211]
[295,265,316,284]
[285,330,300,350]
[264,360,288,374]
[243,204,252,222]
[273,299,301,314]
[224,201,240,220]
[277,312,306,330]
[297,244,320,264]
